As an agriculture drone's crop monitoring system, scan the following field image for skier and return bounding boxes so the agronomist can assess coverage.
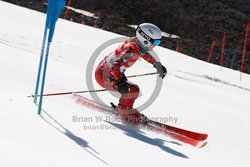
[95,23,167,122]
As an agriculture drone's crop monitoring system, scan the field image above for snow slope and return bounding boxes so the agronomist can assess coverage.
[1,1,250,166]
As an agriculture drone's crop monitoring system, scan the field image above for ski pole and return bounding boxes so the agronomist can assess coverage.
[27,72,158,98]
[27,88,112,98]
[127,72,158,78]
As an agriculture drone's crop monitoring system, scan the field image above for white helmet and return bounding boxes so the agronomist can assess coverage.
[136,23,162,48]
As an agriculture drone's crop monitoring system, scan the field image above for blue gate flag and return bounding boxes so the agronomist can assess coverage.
[47,0,65,42]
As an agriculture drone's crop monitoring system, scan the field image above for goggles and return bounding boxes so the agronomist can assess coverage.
[136,26,162,46]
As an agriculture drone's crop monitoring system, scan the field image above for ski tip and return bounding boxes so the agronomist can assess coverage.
[198,141,208,148]
[201,134,208,141]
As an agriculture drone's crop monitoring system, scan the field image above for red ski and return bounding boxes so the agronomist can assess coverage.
[146,120,207,148]
[148,120,208,141]
[73,94,208,148]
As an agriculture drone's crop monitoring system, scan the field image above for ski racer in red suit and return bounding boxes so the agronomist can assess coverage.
[95,23,167,122]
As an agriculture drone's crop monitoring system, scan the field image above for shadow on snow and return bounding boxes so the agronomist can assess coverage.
[40,109,109,165]
[106,121,189,159]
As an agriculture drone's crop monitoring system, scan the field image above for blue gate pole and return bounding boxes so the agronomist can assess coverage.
[38,42,51,114]
[33,28,48,104]
[33,0,54,104]
[37,0,65,114]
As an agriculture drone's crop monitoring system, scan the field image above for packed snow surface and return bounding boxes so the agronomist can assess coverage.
[1,1,250,167]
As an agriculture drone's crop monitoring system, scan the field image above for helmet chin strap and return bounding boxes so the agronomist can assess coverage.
[133,38,149,52]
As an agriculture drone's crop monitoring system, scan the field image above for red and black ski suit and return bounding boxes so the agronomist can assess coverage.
[95,41,156,109]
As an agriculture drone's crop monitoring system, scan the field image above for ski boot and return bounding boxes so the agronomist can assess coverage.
[111,103,146,123]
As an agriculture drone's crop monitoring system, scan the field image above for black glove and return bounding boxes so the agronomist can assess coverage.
[115,79,129,94]
[154,62,167,79]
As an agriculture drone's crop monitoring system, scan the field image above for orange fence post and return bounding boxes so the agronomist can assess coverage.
[220,32,226,71]
[240,21,249,81]
[207,40,215,62]
[64,0,71,20]
[176,42,180,52]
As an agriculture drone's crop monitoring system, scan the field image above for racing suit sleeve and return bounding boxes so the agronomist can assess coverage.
[108,42,140,81]
[141,52,156,65]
